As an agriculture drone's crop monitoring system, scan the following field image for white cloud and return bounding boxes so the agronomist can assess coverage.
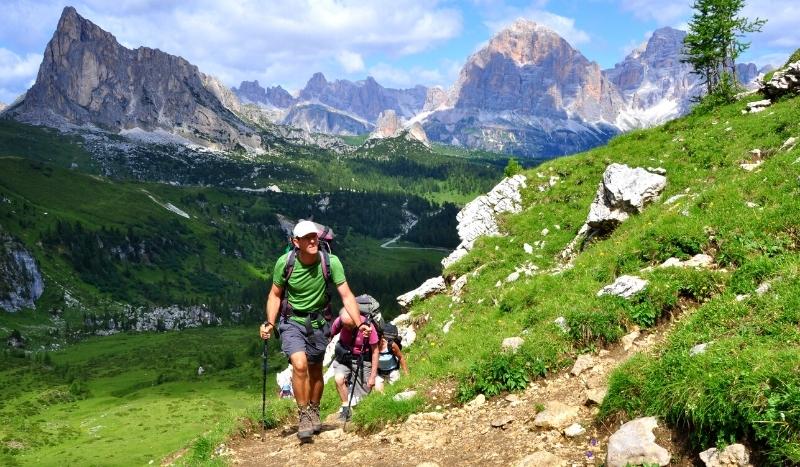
[484,9,591,47]
[0,48,42,103]
[743,0,800,53]
[336,51,365,73]
[0,0,462,95]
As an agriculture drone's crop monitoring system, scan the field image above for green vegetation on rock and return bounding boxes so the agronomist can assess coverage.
[342,92,800,463]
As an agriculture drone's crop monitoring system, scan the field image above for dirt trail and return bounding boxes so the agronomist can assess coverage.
[222,324,695,467]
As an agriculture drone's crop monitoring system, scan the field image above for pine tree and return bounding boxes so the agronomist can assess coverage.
[683,0,765,98]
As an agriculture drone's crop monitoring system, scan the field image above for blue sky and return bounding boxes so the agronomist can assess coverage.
[0,0,798,103]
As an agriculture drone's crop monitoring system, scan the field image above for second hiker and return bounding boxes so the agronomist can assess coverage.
[330,307,379,421]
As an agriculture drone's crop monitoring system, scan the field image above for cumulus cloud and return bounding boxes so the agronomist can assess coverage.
[336,51,365,73]
[0,0,462,94]
[743,0,800,51]
[0,48,42,103]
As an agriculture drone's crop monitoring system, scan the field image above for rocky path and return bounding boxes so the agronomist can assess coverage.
[220,325,693,467]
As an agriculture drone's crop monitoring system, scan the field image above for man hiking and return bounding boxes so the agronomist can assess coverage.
[259,220,367,441]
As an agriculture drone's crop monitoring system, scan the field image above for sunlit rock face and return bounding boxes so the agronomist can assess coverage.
[6,7,261,150]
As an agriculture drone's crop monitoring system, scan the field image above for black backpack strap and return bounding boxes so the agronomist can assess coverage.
[319,249,331,282]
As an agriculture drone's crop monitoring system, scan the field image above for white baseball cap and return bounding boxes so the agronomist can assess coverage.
[293,220,319,238]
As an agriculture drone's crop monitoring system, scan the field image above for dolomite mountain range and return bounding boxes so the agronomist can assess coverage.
[2,7,765,158]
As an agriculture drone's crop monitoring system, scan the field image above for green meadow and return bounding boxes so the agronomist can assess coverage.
[1,327,278,466]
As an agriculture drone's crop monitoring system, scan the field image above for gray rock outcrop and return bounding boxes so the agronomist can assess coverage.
[442,174,527,268]
[297,73,427,123]
[587,164,667,231]
[282,103,372,135]
[233,80,295,108]
[0,235,44,312]
[606,417,670,467]
[699,443,751,467]
[94,305,222,334]
[597,275,648,298]
[562,164,666,263]
[397,276,446,308]
[369,111,430,146]
[761,61,800,100]
[4,7,261,151]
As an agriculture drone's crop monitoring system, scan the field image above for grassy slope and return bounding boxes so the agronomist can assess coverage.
[348,93,800,462]
[0,327,292,466]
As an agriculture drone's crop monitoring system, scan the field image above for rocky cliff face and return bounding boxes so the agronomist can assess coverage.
[368,110,430,146]
[233,80,295,108]
[5,7,261,151]
[605,27,761,130]
[0,234,44,312]
[442,174,527,268]
[297,73,427,122]
[605,27,700,129]
[281,102,372,135]
[371,110,402,138]
[422,20,623,158]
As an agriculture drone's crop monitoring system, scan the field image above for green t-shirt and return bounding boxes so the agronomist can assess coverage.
[272,251,346,313]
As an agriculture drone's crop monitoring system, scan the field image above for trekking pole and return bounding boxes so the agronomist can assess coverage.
[261,337,268,442]
[343,339,367,430]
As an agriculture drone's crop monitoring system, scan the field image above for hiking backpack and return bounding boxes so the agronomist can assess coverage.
[355,294,385,333]
[381,322,402,351]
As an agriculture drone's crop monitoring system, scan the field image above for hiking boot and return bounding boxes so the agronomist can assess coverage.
[308,401,322,434]
[337,406,351,422]
[296,406,314,441]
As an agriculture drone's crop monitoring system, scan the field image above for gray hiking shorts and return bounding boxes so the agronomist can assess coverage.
[278,318,328,364]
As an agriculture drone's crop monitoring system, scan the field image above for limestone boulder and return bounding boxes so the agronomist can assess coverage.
[699,443,751,467]
[533,401,580,429]
[397,276,446,308]
[597,275,648,298]
[586,164,667,233]
[606,417,670,467]
[762,61,800,100]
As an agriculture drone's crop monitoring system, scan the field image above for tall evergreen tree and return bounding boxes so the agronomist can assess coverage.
[683,0,765,96]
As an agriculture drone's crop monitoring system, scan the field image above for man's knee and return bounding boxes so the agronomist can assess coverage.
[290,353,309,375]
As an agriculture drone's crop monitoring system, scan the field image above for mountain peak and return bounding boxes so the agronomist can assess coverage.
[6,6,261,150]
[308,72,328,86]
[483,18,573,68]
[504,18,553,36]
[54,6,116,47]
